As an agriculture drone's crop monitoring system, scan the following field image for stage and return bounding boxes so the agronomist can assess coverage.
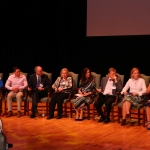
[1,107,150,150]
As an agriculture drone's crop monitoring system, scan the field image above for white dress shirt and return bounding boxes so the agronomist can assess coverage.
[121,78,146,96]
[103,78,114,95]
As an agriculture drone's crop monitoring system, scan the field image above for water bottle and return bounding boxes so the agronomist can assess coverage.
[42,110,45,117]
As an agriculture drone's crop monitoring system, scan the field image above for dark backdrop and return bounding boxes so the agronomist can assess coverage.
[1,0,150,85]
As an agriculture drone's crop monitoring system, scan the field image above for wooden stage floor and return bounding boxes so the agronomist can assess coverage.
[1,110,150,150]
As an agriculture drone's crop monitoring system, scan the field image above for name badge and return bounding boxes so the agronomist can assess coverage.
[112,86,116,89]
[39,84,43,87]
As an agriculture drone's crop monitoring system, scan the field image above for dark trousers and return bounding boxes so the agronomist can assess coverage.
[49,93,69,117]
[94,93,116,119]
[31,91,47,115]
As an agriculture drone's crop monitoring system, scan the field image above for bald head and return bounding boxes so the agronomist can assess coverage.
[34,66,43,76]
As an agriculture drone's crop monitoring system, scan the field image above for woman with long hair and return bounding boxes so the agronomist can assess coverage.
[74,68,95,121]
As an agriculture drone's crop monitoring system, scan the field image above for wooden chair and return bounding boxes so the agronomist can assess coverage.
[62,72,78,117]
[70,72,101,120]
[5,72,28,115]
[118,74,149,126]
[27,71,52,116]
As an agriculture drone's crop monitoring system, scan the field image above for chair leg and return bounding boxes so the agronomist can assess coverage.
[92,104,95,120]
[87,105,90,120]
[118,107,121,123]
[5,100,7,114]
[46,102,48,116]
[70,103,72,118]
[64,103,67,117]
[27,101,29,115]
[24,101,26,115]
[138,109,140,126]
[143,108,146,127]
[111,107,114,122]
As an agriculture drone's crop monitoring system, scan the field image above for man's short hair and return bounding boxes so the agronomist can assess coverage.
[34,66,42,72]
[108,67,116,73]
[13,66,20,72]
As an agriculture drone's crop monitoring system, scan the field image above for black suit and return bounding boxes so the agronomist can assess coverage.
[28,73,51,115]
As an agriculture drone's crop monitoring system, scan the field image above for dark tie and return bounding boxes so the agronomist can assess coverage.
[109,79,114,81]
[36,76,41,88]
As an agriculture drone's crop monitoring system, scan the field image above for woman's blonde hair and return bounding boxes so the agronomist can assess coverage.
[60,68,69,77]
[130,67,140,78]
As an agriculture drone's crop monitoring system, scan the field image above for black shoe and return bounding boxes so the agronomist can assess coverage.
[104,118,110,123]
[121,119,126,126]
[47,116,54,120]
[98,116,105,122]
[30,113,36,118]
[56,116,61,119]
[75,118,79,121]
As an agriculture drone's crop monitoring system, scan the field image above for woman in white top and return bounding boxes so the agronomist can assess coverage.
[120,68,146,126]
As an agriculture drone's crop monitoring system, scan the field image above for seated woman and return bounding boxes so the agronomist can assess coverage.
[47,68,72,119]
[120,68,146,126]
[74,68,95,121]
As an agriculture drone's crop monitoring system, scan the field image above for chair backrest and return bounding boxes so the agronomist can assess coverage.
[116,73,124,86]
[140,74,150,87]
[69,72,78,88]
[42,71,52,85]
[91,72,101,88]
[0,73,3,80]
[9,72,28,78]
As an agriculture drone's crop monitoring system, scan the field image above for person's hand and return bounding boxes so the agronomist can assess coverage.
[132,92,138,96]
[12,87,19,92]
[38,87,43,91]
[123,91,127,95]
[28,87,32,91]
[113,76,117,82]
[14,88,19,92]
[97,88,101,93]
[58,87,63,92]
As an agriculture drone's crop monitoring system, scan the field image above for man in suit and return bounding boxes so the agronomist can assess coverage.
[28,66,51,118]
[94,68,122,123]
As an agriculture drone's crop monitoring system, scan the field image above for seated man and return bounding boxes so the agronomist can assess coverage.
[28,66,51,118]
[94,68,122,123]
[5,66,28,118]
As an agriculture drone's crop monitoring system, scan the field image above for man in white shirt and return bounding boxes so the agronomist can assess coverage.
[94,68,122,123]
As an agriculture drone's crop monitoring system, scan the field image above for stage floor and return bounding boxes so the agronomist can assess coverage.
[1,111,150,150]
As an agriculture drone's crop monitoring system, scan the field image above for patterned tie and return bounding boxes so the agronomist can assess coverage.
[36,76,41,88]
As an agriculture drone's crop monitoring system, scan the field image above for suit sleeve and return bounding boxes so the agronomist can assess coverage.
[115,78,122,92]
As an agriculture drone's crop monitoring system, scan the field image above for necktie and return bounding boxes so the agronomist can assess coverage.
[36,76,41,88]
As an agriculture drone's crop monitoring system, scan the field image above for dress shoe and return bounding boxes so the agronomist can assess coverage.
[17,111,21,118]
[30,113,36,118]
[56,116,61,119]
[98,116,105,122]
[6,111,13,118]
[47,116,54,120]
[75,118,79,121]
[104,118,110,123]
[121,119,126,126]
[78,118,83,121]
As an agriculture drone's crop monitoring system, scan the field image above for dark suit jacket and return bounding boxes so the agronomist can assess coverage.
[100,76,122,96]
[28,73,51,96]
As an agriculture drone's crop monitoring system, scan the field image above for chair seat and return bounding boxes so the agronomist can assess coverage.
[5,97,26,102]
[70,98,76,103]
[27,97,50,102]
[118,102,143,109]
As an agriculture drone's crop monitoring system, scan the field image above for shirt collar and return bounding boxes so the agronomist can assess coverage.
[13,74,23,78]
